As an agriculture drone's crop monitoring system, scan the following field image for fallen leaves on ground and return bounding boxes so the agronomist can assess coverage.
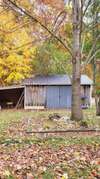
[0,143,100,179]
[0,110,100,178]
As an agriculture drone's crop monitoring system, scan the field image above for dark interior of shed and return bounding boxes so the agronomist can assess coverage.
[0,87,24,109]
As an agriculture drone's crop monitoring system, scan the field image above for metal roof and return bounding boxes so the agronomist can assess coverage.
[0,85,24,91]
[23,74,93,86]
[81,75,93,85]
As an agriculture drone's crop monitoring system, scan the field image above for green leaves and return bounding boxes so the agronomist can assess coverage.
[32,41,72,75]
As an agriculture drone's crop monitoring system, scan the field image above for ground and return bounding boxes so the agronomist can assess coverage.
[0,108,100,178]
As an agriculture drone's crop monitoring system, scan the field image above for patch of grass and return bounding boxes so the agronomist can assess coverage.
[83,107,100,127]
[0,107,99,127]
[0,109,69,132]
[42,136,100,148]
[2,169,15,179]
[0,136,99,149]
[0,108,99,143]
[80,118,100,128]
[0,110,21,132]
[42,169,55,179]
[5,175,14,179]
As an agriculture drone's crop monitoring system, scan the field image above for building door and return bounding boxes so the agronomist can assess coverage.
[47,86,72,109]
[59,86,72,108]
[47,86,59,108]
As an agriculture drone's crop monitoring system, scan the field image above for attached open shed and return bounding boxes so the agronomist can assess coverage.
[0,86,24,109]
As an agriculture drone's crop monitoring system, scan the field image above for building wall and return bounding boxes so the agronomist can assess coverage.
[24,85,46,109]
[24,85,91,109]
[25,85,72,109]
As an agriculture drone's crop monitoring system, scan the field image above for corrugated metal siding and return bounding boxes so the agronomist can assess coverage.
[47,86,72,108]
[59,86,72,108]
[47,86,59,108]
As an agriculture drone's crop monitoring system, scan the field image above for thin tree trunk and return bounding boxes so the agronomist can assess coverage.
[71,0,83,121]
[96,95,100,116]
[92,0,99,116]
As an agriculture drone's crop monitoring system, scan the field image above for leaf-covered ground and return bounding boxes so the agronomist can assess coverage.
[0,109,100,178]
[0,138,100,179]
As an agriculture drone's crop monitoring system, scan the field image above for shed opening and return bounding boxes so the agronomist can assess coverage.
[0,87,24,109]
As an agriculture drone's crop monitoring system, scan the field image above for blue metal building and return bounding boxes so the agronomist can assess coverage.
[23,75,93,109]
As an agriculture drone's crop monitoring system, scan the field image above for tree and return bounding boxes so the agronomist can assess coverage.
[81,0,100,116]
[2,0,100,120]
[92,0,100,116]
[96,68,100,115]
[0,4,36,85]
[0,53,32,85]
[2,0,82,121]
[70,0,83,121]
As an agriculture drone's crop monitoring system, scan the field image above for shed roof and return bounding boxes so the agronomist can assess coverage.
[23,74,93,86]
[0,85,24,91]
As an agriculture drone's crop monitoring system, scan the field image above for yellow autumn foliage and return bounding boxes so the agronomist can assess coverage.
[0,53,32,85]
[0,5,36,85]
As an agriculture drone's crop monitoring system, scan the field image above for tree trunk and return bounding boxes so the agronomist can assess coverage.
[96,95,100,116]
[92,0,99,116]
[71,0,83,121]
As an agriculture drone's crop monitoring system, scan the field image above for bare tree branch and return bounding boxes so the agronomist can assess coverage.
[53,11,66,33]
[81,34,86,53]
[83,0,92,17]
[53,10,66,28]
[87,49,100,64]
[80,0,83,35]
[82,34,100,67]
[82,48,100,69]
[85,35,100,61]
[4,0,72,56]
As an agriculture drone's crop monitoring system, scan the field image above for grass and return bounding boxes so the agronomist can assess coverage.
[0,109,65,125]
[0,107,99,132]
[0,136,100,148]
[0,109,69,133]
[0,108,100,179]
[0,107,99,147]
[0,109,68,147]
[0,107,99,142]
